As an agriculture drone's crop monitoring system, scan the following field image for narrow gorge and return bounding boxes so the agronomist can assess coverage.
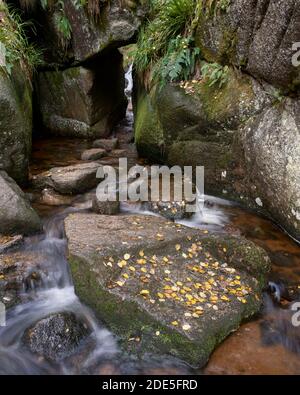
[0,0,300,375]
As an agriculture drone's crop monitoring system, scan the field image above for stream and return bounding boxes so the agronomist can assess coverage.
[0,69,300,375]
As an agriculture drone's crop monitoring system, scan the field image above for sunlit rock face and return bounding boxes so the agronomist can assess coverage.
[195,0,300,91]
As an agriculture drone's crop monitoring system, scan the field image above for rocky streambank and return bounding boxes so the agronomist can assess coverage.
[133,0,300,241]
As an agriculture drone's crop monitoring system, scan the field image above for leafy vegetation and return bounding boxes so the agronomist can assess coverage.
[153,36,200,86]
[201,62,229,88]
[15,1,113,48]
[54,0,72,47]
[0,2,42,77]
[133,0,231,87]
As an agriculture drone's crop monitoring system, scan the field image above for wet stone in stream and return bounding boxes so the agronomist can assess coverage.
[81,148,107,161]
[23,312,90,362]
[32,162,103,195]
[93,138,118,151]
[92,195,120,215]
[143,200,193,221]
[0,250,42,309]
[65,213,271,367]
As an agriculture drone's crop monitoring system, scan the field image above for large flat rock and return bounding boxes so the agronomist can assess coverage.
[65,213,270,367]
[32,162,102,195]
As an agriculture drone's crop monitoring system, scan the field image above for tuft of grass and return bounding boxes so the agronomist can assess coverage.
[0,2,43,78]
[134,0,198,72]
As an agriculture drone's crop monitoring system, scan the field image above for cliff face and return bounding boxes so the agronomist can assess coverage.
[133,0,300,240]
[32,0,147,138]
[0,1,33,185]
[33,0,147,67]
[195,0,300,90]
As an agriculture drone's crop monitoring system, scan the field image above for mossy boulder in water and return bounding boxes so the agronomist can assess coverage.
[134,67,268,162]
[65,213,270,367]
[134,66,269,197]
[133,61,300,240]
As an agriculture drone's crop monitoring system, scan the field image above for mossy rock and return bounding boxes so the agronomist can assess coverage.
[66,213,270,367]
[133,66,268,164]
[0,66,32,185]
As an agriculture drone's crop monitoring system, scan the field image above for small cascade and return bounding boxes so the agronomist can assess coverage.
[0,207,118,374]
[125,64,133,99]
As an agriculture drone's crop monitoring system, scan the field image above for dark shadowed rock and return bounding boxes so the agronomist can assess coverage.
[81,148,107,161]
[65,213,270,367]
[31,0,148,65]
[23,312,90,362]
[32,162,102,195]
[0,66,32,185]
[37,50,127,138]
[93,138,119,151]
[92,195,120,215]
[0,171,41,235]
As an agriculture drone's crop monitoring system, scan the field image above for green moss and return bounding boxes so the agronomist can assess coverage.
[69,254,213,366]
[200,236,271,287]
[68,230,269,367]
[194,66,255,128]
[134,91,166,162]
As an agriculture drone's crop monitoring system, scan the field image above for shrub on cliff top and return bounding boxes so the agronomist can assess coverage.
[133,0,231,87]
[0,1,42,77]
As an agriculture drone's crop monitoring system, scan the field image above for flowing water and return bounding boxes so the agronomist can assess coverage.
[0,67,300,374]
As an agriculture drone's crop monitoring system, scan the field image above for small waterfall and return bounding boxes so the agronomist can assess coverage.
[0,207,118,374]
[125,64,133,99]
[261,293,300,354]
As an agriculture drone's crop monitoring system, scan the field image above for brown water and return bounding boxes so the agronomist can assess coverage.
[25,134,300,375]
[205,206,300,375]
